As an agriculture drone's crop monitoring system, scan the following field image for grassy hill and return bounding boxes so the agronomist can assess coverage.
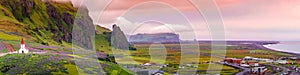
[0,0,135,75]
[95,27,112,53]
[0,0,76,46]
[0,53,135,75]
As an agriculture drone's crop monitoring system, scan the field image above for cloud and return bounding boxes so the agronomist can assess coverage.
[220,0,300,40]
[75,0,300,41]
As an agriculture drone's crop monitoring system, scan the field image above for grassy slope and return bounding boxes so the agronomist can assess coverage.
[0,0,76,46]
[0,0,115,50]
[100,61,135,75]
[0,54,69,74]
[95,25,112,53]
[0,0,134,75]
[96,25,111,34]
[0,4,28,41]
[94,26,136,74]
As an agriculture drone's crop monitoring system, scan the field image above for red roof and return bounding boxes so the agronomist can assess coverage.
[21,38,24,44]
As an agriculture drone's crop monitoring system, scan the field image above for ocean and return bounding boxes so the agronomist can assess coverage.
[263,41,300,54]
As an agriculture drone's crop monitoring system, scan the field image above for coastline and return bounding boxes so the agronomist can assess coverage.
[259,44,300,56]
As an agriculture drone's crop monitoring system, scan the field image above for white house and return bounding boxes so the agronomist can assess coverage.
[143,63,152,66]
[240,64,250,67]
[251,66,268,74]
[137,70,164,75]
[274,60,288,64]
[243,56,253,60]
[18,38,29,53]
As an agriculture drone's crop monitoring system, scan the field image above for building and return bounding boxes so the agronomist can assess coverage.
[142,63,152,66]
[233,59,242,64]
[137,70,164,75]
[224,58,242,64]
[224,58,233,63]
[232,56,259,67]
[18,38,29,53]
[243,56,253,61]
[257,58,274,63]
[151,70,164,75]
[240,64,250,67]
[274,60,289,64]
[251,66,268,74]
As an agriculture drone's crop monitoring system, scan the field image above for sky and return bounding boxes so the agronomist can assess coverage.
[67,0,300,41]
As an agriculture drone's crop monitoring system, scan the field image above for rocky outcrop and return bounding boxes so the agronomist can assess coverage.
[46,2,74,43]
[46,3,60,19]
[72,6,94,49]
[20,0,34,14]
[111,24,130,49]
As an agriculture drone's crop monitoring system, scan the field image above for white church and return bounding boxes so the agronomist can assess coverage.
[18,38,29,53]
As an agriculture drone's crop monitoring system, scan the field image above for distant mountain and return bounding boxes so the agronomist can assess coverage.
[129,33,180,43]
[0,0,79,45]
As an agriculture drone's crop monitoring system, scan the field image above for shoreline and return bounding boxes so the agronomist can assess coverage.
[257,44,300,57]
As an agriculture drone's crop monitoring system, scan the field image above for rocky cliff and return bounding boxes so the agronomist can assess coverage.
[111,24,130,49]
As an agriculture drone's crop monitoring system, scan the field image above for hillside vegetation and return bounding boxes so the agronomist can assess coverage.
[0,0,135,75]
[0,0,76,45]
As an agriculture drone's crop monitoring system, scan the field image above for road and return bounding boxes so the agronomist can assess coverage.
[2,42,15,52]
[0,53,8,57]
[264,64,300,75]
[219,62,250,75]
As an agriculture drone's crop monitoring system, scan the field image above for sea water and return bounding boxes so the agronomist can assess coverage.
[263,41,300,54]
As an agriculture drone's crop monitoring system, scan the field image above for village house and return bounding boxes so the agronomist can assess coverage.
[137,70,164,75]
[251,66,268,74]
[224,56,266,67]
[274,60,289,64]
[142,63,152,66]
[224,58,242,64]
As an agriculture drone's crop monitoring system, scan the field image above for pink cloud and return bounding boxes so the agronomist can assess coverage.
[75,0,300,40]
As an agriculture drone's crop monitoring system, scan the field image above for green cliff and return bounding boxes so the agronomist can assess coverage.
[0,0,76,45]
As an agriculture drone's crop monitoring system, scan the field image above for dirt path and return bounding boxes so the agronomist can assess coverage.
[0,53,8,57]
[2,42,15,52]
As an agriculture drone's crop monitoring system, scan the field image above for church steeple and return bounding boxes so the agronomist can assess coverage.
[21,38,24,44]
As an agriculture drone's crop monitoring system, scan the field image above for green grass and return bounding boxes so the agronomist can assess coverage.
[130,43,293,74]
[0,39,42,48]
[0,49,8,53]
[0,54,70,74]
[198,64,234,70]
[220,69,239,75]
[61,41,72,47]
[95,25,111,34]
[64,64,78,75]
[225,50,292,58]
[0,0,80,46]
[0,4,15,19]
[131,44,221,64]
[95,34,111,53]
[100,61,135,75]
[51,64,79,75]
[0,32,22,41]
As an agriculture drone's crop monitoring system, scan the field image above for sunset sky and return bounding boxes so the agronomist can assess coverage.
[70,0,300,41]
